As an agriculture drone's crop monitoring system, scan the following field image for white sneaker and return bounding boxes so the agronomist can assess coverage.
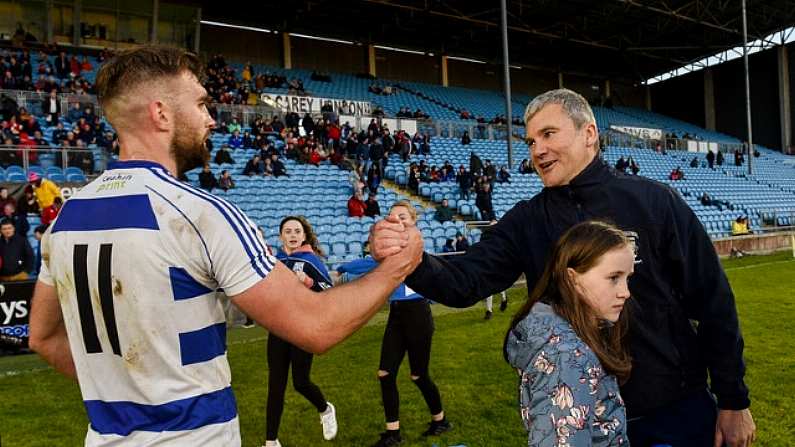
[320,402,338,440]
[262,440,281,447]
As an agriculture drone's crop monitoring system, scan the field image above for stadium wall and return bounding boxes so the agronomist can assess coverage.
[200,25,281,66]
[650,70,705,129]
[375,50,439,84]
[291,37,367,74]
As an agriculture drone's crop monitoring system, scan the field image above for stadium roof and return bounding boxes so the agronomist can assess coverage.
[201,0,795,83]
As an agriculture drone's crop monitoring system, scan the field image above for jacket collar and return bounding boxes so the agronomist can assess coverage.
[545,154,613,195]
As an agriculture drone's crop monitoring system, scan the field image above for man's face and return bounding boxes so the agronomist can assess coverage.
[1,224,14,239]
[169,71,216,176]
[525,104,597,187]
[442,199,448,207]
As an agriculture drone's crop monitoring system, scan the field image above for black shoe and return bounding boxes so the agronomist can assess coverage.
[484,310,492,320]
[371,431,402,447]
[422,419,452,436]
[500,299,508,312]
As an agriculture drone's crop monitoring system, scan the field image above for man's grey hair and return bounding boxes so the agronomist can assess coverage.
[524,88,597,130]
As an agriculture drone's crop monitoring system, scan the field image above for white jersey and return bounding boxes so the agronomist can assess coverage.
[39,160,276,446]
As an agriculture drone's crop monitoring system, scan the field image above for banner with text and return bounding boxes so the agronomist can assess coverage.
[260,94,372,116]
[610,125,663,140]
[0,280,34,353]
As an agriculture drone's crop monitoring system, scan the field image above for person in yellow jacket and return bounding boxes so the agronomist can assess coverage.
[731,216,751,236]
[28,172,63,211]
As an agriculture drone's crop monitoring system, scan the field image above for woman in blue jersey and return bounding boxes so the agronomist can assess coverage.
[504,221,634,446]
[264,216,338,447]
[338,201,451,447]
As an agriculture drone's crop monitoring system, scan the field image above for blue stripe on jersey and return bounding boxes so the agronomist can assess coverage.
[148,168,274,278]
[84,386,237,436]
[170,267,214,301]
[51,195,159,233]
[146,185,214,275]
[178,322,227,366]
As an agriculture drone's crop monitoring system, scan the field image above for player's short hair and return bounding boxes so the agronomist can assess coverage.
[96,45,202,123]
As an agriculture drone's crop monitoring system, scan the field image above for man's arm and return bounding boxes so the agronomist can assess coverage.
[663,190,755,446]
[233,226,422,354]
[28,281,76,380]
[371,206,526,308]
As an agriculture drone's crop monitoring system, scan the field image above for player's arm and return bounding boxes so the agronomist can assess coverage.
[28,281,77,380]
[233,226,421,354]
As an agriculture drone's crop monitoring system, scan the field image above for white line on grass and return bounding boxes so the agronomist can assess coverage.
[724,259,795,272]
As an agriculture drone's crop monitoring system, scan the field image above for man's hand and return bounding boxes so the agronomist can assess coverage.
[369,215,409,261]
[715,409,755,447]
[378,225,424,278]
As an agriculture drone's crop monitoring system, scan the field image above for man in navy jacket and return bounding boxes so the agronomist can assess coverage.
[370,89,755,447]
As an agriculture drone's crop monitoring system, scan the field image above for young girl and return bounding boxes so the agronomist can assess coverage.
[263,216,338,447]
[505,221,634,446]
[337,201,450,447]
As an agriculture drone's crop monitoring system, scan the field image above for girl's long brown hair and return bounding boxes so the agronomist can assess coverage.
[279,215,324,257]
[506,221,632,383]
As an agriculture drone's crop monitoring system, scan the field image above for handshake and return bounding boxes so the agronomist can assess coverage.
[368,214,425,278]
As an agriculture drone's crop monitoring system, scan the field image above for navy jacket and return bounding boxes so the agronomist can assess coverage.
[405,156,749,416]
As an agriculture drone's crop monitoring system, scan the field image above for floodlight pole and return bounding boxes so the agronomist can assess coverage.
[500,0,514,169]
[741,0,754,175]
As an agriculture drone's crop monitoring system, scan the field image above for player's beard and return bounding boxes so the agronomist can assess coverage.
[170,117,209,177]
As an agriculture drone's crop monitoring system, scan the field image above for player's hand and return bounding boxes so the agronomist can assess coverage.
[714,408,755,447]
[379,225,423,278]
[369,215,409,261]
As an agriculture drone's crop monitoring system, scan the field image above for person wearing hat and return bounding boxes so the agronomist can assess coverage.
[28,172,63,216]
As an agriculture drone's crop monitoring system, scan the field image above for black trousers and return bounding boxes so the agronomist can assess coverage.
[627,388,718,447]
[379,299,443,423]
[266,333,327,440]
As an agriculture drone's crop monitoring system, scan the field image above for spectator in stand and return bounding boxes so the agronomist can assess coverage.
[469,151,483,177]
[716,150,724,166]
[54,51,69,79]
[706,150,715,169]
[243,155,263,176]
[199,164,218,192]
[228,130,243,149]
[407,165,420,194]
[28,172,62,219]
[3,202,28,238]
[262,157,274,177]
[0,218,33,281]
[629,157,640,175]
[690,156,700,169]
[734,149,744,167]
[51,121,68,143]
[80,55,93,73]
[41,89,60,123]
[615,156,628,173]
[442,239,455,253]
[40,196,62,226]
[456,166,472,201]
[348,192,367,218]
[367,165,381,195]
[365,193,381,217]
[33,223,48,275]
[67,102,82,123]
[497,166,511,184]
[227,117,242,134]
[461,131,471,145]
[454,231,469,252]
[434,199,455,223]
[669,166,684,181]
[271,153,288,177]
[0,187,16,210]
[731,216,751,236]
[518,158,534,174]
[218,170,235,191]
[242,130,253,149]
[476,182,495,222]
[484,160,497,186]
[214,144,234,165]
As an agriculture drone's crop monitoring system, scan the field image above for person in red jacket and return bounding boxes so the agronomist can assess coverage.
[347,192,366,217]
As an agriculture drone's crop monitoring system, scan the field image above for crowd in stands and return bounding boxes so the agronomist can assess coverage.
[0,173,63,281]
[0,47,101,95]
